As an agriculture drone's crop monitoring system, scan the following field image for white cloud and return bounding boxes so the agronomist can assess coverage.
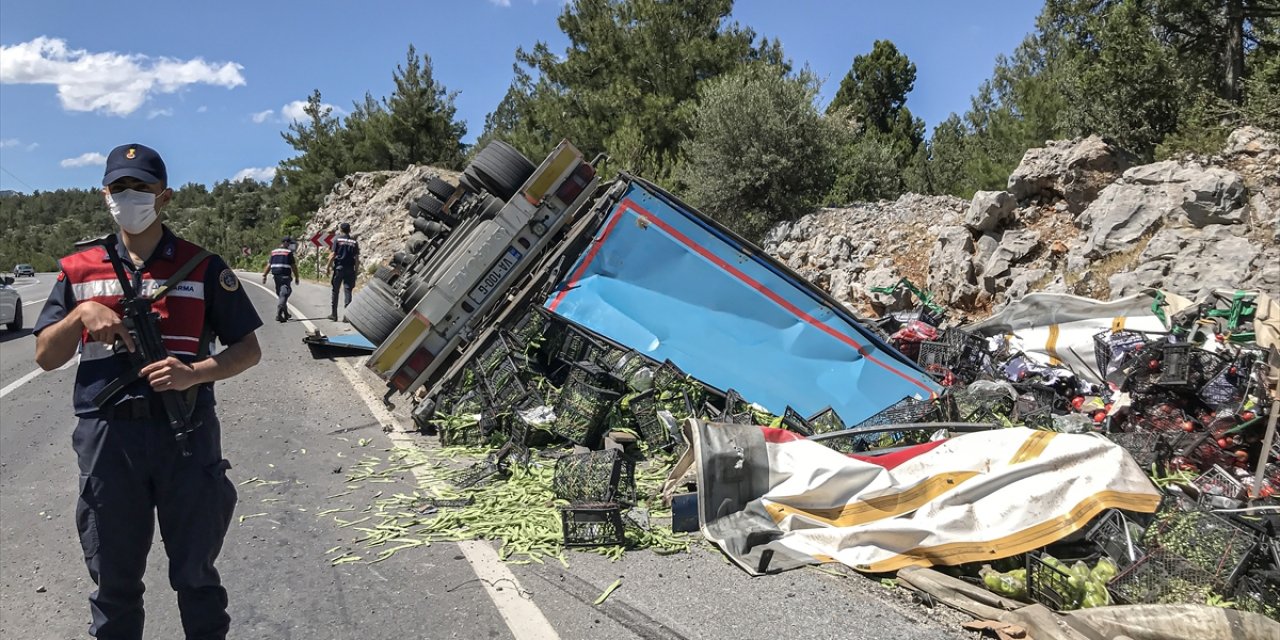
[233,166,276,183]
[281,99,343,122]
[0,138,19,148]
[26,142,39,151]
[61,152,107,168]
[196,105,208,113]
[0,36,246,117]
[490,0,512,6]
[250,109,275,123]
[147,107,173,119]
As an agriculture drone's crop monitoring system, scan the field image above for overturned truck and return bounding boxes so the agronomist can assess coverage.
[346,139,939,435]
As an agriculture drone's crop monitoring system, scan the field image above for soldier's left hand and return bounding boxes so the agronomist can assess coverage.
[141,357,201,392]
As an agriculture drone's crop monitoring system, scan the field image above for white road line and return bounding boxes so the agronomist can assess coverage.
[0,368,43,399]
[240,276,560,640]
[23,298,45,307]
[0,355,77,399]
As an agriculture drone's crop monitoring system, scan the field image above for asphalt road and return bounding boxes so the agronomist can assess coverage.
[1,272,967,640]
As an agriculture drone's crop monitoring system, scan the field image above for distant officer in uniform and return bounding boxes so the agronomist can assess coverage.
[261,237,298,322]
[328,222,359,321]
[33,143,262,640]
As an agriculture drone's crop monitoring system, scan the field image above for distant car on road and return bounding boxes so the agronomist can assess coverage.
[0,275,22,331]
[13,264,35,278]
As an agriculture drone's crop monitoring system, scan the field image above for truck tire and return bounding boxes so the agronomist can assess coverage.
[412,194,444,219]
[373,265,395,283]
[425,176,455,202]
[346,278,405,345]
[464,141,535,202]
[392,251,410,267]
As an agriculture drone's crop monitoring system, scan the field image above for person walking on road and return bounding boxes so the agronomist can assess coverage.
[262,237,299,322]
[328,221,359,321]
[32,143,263,640]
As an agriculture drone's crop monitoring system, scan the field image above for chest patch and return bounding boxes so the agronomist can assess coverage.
[219,269,239,292]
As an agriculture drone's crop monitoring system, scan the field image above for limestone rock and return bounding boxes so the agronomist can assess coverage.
[1224,126,1279,157]
[964,191,1016,232]
[1007,135,1133,212]
[927,226,977,306]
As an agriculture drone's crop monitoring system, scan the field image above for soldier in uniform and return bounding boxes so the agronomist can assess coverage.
[327,221,359,321]
[261,237,299,322]
[33,143,262,640]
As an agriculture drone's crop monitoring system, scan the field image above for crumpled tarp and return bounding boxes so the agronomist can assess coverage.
[682,421,1161,576]
[897,567,1280,640]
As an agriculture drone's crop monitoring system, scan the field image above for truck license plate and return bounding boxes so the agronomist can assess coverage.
[468,246,523,306]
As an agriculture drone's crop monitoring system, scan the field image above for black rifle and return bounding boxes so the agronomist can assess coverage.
[77,235,201,456]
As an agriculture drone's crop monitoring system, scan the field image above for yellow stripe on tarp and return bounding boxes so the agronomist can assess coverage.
[855,489,1161,573]
[763,472,978,528]
[1112,316,1127,332]
[1008,431,1057,466]
[1046,324,1062,366]
[369,315,429,375]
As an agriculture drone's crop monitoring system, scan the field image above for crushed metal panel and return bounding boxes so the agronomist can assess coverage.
[544,180,939,425]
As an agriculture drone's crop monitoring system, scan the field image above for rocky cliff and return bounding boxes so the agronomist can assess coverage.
[765,127,1280,320]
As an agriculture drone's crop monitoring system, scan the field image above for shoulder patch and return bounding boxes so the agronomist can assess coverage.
[219,269,240,292]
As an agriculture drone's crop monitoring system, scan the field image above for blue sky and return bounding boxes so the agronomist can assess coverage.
[0,1,1042,194]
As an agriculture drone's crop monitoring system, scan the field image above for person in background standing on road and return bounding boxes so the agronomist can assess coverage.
[32,143,262,640]
[328,221,359,321]
[262,237,299,322]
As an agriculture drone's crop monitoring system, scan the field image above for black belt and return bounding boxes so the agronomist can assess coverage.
[102,397,160,420]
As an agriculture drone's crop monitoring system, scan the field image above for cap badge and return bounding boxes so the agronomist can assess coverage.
[126,148,136,159]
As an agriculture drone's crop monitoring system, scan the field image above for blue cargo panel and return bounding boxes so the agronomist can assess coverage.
[545,182,939,425]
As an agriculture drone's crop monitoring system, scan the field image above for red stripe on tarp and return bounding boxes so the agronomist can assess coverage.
[848,439,948,470]
[761,427,948,470]
[547,200,633,312]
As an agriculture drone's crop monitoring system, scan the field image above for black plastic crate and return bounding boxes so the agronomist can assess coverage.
[782,406,814,437]
[1093,330,1151,379]
[556,324,609,366]
[1025,551,1081,610]
[552,380,621,447]
[916,340,962,370]
[1233,573,1280,620]
[451,459,504,489]
[807,406,846,435]
[1157,343,1194,386]
[610,350,656,391]
[552,448,636,505]
[1106,428,1179,471]
[1198,353,1256,411]
[1141,503,1258,587]
[625,390,671,445]
[560,503,626,547]
[720,389,755,424]
[508,305,552,349]
[1085,509,1145,570]
[481,353,530,408]
[1192,464,1247,503]
[1108,548,1219,605]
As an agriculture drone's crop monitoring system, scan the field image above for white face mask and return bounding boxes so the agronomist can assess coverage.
[107,189,158,234]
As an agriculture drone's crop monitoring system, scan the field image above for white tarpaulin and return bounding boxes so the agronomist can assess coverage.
[686,422,1161,576]
[962,289,1191,384]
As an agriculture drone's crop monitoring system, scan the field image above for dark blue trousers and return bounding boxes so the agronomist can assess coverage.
[331,266,356,315]
[73,405,237,639]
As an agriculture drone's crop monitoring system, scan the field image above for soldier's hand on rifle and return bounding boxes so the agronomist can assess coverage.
[77,301,136,353]
[141,356,201,392]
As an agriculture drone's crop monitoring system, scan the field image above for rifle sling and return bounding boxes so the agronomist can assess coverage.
[92,250,216,413]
